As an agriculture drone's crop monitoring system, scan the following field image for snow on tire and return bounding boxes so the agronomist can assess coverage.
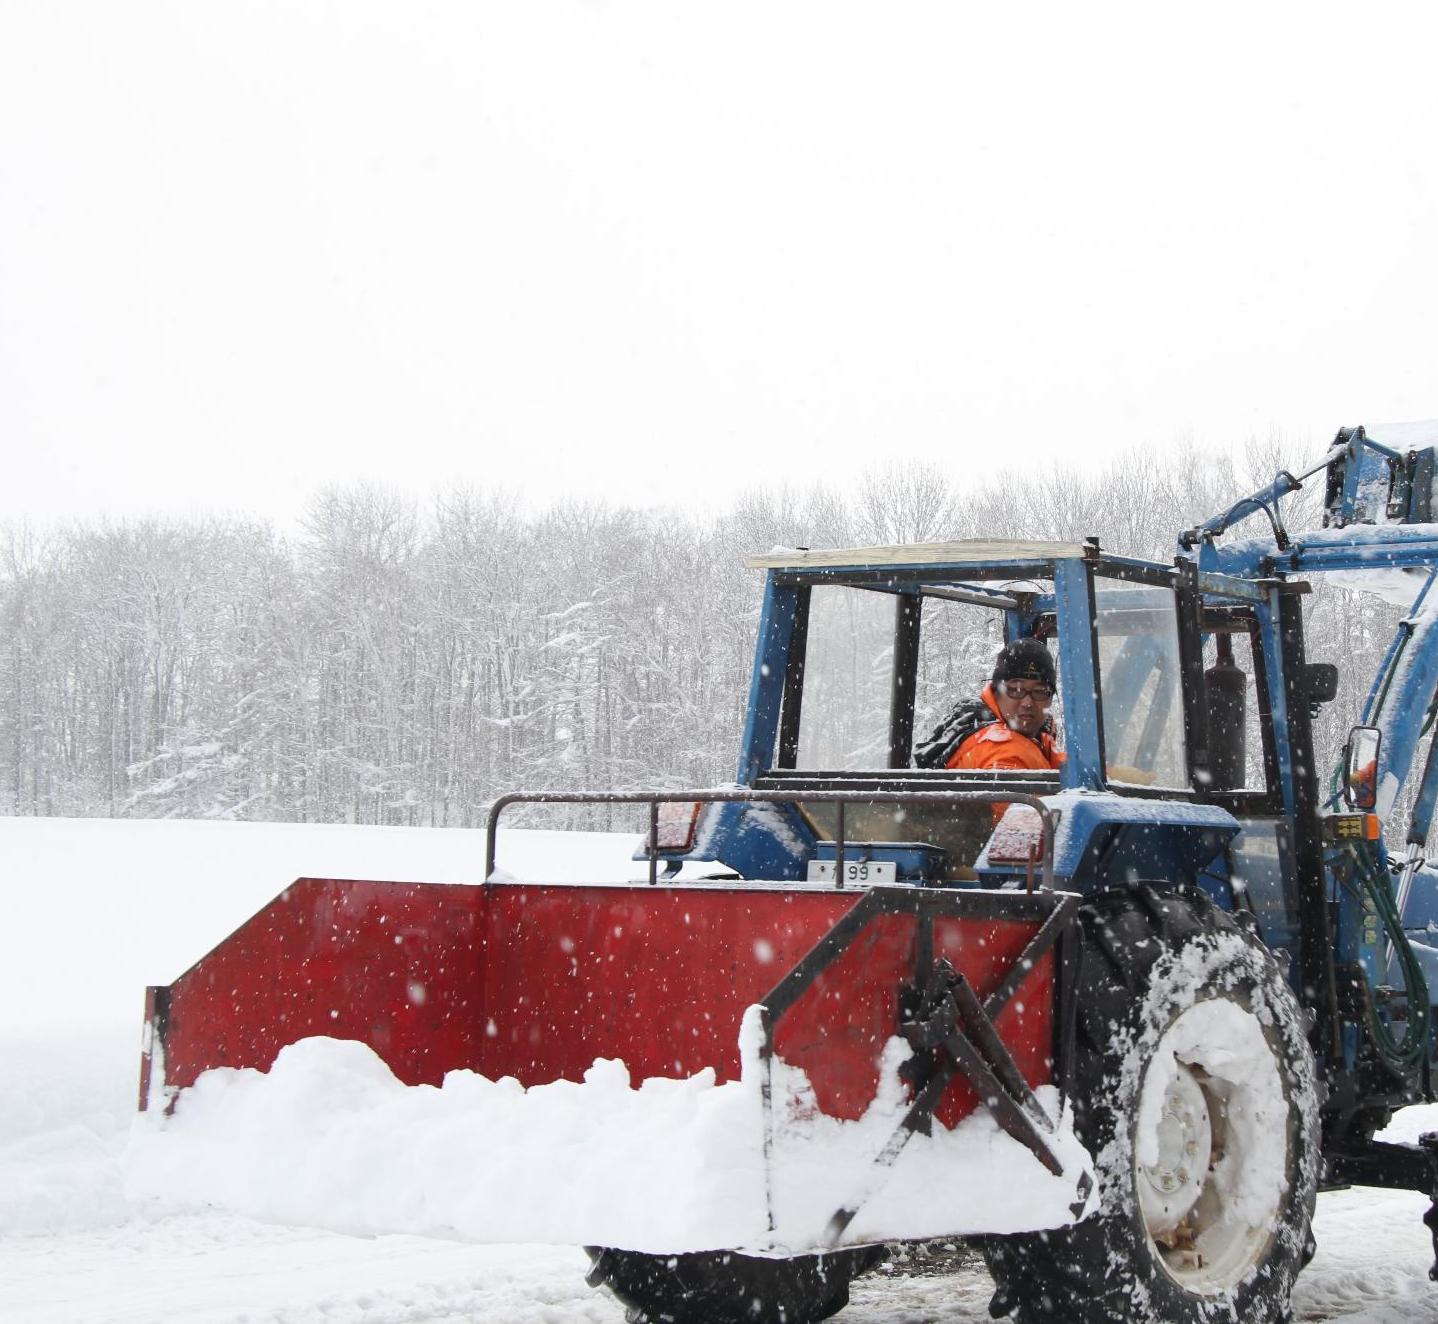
[984,885,1320,1324]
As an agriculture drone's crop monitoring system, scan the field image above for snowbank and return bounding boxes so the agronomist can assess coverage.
[125,1018,1094,1254]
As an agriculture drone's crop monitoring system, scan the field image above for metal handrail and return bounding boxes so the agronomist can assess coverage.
[484,788,1057,889]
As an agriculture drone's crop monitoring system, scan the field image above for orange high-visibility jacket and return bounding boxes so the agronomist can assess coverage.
[948,684,1063,772]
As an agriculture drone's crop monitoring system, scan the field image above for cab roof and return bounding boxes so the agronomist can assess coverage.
[745,539,1090,571]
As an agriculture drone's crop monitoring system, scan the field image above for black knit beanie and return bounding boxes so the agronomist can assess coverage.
[991,638,1056,689]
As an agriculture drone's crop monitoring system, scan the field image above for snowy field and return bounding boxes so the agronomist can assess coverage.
[4,816,1438,1322]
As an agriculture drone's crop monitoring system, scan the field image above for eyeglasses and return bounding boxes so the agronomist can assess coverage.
[1000,681,1053,704]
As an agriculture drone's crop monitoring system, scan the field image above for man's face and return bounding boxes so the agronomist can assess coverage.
[995,679,1053,737]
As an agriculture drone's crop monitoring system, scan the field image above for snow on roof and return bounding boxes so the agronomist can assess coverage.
[746,539,1089,570]
[1364,419,1438,450]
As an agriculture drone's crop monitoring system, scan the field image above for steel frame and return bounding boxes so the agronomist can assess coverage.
[485,787,1060,889]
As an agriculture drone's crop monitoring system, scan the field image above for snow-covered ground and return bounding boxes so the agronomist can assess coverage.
[4,816,1438,1322]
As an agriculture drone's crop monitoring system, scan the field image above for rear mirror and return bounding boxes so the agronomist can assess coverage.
[1344,726,1382,811]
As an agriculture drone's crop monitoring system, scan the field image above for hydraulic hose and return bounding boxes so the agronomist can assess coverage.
[1348,840,1432,1076]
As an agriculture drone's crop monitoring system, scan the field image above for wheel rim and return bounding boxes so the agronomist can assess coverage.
[1137,1059,1210,1237]
[1134,997,1290,1295]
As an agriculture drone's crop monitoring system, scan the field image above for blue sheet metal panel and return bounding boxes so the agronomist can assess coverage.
[1192,537,1223,575]
[1049,793,1241,887]
[1394,867,1438,1015]
[1226,819,1301,957]
[1326,842,1383,990]
[633,799,818,882]
[1053,559,1103,791]
[1193,538,1278,578]
[1193,850,1236,913]
[704,800,816,880]
[1408,735,1438,848]
[1335,443,1369,527]
[1332,433,1401,527]
[735,574,799,785]
[1256,589,1298,816]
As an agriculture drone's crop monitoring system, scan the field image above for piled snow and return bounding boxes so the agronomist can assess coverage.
[127,1037,768,1251]
[125,1015,1094,1253]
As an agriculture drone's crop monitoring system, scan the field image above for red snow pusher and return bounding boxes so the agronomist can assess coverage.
[140,789,1088,1324]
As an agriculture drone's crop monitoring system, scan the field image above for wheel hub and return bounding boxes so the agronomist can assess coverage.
[1138,1061,1211,1240]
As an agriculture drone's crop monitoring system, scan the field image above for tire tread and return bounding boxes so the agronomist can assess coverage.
[983,884,1318,1324]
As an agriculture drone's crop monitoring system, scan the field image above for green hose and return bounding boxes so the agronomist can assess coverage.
[1348,841,1432,1076]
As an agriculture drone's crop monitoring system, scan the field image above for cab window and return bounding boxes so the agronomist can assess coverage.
[794,587,895,769]
[1094,584,1189,789]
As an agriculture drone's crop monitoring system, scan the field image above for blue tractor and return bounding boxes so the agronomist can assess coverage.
[587,422,1438,1323]
[147,423,1438,1324]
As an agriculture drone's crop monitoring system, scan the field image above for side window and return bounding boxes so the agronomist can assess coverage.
[1095,585,1189,789]
[1202,628,1271,794]
[794,587,894,769]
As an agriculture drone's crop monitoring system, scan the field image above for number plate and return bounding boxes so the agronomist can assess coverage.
[805,859,897,885]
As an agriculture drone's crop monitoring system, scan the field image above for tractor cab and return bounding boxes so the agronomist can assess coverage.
[672,539,1265,888]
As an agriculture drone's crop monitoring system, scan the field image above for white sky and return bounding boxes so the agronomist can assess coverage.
[3,2,1437,529]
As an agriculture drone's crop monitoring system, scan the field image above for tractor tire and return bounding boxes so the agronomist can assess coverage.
[983,885,1320,1324]
[584,1245,882,1324]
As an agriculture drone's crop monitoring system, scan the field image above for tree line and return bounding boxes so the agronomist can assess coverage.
[0,439,1406,830]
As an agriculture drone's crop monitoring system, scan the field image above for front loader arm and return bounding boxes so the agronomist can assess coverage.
[1182,424,1438,817]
